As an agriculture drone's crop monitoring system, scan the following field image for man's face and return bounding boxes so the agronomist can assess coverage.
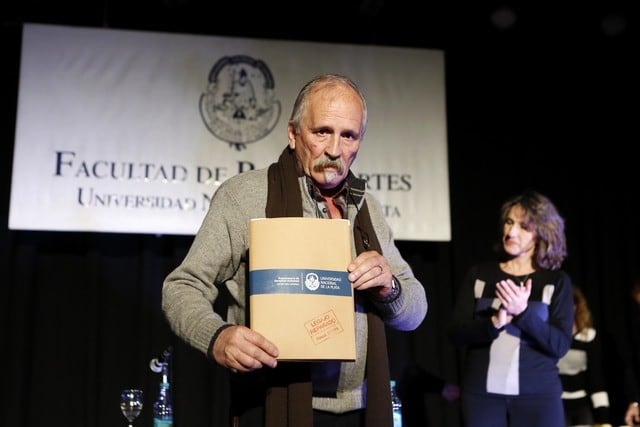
[287,85,363,192]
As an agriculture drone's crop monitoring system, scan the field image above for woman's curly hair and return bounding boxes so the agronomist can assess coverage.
[495,190,568,270]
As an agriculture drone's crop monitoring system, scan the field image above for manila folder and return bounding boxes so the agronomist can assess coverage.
[249,217,356,361]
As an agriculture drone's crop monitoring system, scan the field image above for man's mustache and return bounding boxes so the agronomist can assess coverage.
[313,159,344,174]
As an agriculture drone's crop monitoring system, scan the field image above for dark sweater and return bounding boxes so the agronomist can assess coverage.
[451,262,574,396]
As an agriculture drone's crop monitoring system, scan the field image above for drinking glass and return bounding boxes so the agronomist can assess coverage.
[120,389,143,427]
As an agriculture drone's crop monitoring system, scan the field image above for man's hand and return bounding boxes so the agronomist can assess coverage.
[347,250,394,299]
[212,325,279,372]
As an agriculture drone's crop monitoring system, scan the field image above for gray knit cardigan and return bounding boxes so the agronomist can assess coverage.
[161,166,428,413]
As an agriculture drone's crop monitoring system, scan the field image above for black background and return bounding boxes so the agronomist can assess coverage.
[1,2,637,426]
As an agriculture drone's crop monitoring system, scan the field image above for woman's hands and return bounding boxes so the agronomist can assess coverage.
[492,278,532,328]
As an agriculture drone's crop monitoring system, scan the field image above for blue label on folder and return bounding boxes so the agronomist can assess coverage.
[250,269,351,296]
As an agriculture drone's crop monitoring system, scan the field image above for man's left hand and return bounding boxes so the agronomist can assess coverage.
[347,250,394,299]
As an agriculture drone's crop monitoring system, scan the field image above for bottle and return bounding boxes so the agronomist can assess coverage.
[153,360,173,427]
[390,379,403,427]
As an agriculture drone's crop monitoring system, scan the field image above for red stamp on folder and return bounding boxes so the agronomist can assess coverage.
[304,310,344,344]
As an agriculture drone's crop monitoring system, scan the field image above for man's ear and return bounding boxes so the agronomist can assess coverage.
[287,121,296,149]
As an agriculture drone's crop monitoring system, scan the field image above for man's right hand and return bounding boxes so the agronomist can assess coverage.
[212,325,279,372]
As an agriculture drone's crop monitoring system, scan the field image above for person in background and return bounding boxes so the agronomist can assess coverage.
[450,190,574,427]
[161,73,428,427]
[623,279,640,426]
[557,285,611,427]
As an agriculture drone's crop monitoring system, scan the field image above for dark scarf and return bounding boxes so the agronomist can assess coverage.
[262,146,392,427]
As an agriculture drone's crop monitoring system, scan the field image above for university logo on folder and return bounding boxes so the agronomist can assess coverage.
[249,217,356,361]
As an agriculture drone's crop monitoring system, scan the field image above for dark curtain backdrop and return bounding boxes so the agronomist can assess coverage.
[1,8,637,427]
